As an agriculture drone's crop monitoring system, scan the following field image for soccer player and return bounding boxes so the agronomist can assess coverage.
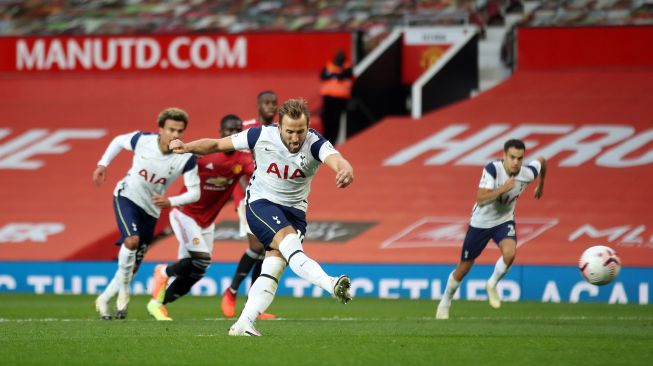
[147,114,253,321]
[170,98,354,336]
[436,139,547,320]
[222,90,279,319]
[92,107,200,320]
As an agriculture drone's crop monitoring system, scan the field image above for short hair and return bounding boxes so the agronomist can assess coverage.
[158,107,188,128]
[504,139,526,152]
[220,114,242,128]
[278,98,310,125]
[257,90,277,102]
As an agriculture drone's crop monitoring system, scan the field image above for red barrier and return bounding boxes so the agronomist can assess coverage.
[0,32,352,73]
[0,70,322,261]
[2,27,652,269]
[517,26,653,70]
[148,67,653,267]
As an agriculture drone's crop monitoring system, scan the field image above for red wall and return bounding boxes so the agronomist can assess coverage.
[517,26,653,70]
[0,32,352,73]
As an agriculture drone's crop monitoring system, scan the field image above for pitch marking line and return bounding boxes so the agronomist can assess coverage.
[1,316,653,322]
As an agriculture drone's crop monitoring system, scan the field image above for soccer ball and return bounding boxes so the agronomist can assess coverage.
[578,245,621,286]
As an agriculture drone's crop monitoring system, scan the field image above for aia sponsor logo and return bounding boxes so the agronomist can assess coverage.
[266,163,305,179]
[381,217,558,249]
[138,169,167,185]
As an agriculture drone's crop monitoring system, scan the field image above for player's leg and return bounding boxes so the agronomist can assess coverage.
[437,225,491,319]
[250,199,351,301]
[148,210,211,320]
[96,196,148,320]
[223,199,266,316]
[273,226,336,291]
[229,250,286,336]
[116,206,157,318]
[248,200,350,302]
[230,199,262,295]
[222,234,264,317]
[165,220,213,303]
[486,221,518,309]
[436,260,473,320]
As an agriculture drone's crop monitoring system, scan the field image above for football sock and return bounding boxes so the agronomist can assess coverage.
[252,258,263,283]
[165,258,195,278]
[487,257,509,288]
[163,276,198,304]
[115,245,136,309]
[230,249,259,292]
[239,256,285,324]
[98,276,119,302]
[116,244,136,289]
[442,272,461,304]
[279,233,334,294]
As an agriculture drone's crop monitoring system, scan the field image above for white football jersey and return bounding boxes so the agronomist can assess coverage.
[231,125,338,211]
[102,132,199,218]
[469,159,541,228]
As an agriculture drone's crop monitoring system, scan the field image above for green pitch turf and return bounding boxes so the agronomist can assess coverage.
[1,294,651,365]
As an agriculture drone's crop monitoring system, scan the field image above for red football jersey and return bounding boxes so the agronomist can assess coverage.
[179,151,254,228]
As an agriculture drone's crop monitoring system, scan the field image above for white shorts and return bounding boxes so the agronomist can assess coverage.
[237,198,253,237]
[169,208,215,259]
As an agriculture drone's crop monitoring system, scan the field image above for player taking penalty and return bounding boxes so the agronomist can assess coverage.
[170,98,354,336]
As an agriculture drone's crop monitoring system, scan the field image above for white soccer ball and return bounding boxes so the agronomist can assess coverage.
[578,245,621,286]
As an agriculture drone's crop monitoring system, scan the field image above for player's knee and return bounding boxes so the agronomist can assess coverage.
[504,252,516,266]
[123,236,140,250]
[278,233,304,264]
[261,256,286,280]
[190,258,211,280]
[247,235,265,253]
[455,261,473,279]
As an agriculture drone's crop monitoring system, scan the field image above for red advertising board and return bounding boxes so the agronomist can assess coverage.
[517,25,653,70]
[0,32,351,73]
[1,27,652,270]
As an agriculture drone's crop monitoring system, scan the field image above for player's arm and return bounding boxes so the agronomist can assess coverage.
[153,158,201,209]
[475,164,515,204]
[476,179,515,205]
[170,136,235,155]
[93,131,137,187]
[324,153,354,189]
[534,157,547,199]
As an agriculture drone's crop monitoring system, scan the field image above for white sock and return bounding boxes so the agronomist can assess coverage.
[115,245,136,308]
[245,248,259,259]
[279,234,334,294]
[98,276,119,301]
[238,256,285,325]
[487,257,509,288]
[441,272,461,305]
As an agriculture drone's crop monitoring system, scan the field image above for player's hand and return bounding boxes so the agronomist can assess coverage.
[93,165,107,187]
[152,192,171,208]
[502,177,515,192]
[534,183,544,199]
[335,169,354,189]
[169,139,186,154]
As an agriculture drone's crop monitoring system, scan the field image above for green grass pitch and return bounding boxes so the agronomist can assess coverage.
[1,294,651,365]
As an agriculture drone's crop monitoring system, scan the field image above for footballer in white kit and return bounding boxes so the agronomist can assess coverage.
[436,139,547,320]
[92,108,200,320]
[170,99,354,336]
[222,90,279,320]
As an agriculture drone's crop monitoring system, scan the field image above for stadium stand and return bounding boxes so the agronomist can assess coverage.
[0,0,523,56]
